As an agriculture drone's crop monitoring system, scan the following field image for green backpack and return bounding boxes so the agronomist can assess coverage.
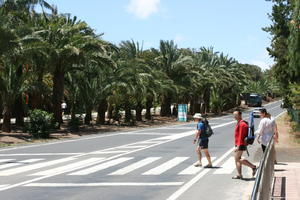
[204,119,214,137]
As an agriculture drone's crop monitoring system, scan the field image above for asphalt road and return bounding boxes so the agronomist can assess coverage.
[0,101,285,200]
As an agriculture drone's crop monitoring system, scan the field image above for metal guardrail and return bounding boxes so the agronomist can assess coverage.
[251,137,275,200]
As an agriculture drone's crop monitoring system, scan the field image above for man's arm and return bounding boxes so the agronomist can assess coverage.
[193,129,201,144]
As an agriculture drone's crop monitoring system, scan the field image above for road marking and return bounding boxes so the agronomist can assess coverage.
[109,157,161,175]
[0,153,83,156]
[0,157,76,176]
[0,159,44,170]
[0,185,9,188]
[178,157,216,175]
[30,158,105,176]
[166,147,235,200]
[90,150,129,154]
[0,108,284,191]
[143,157,189,175]
[117,145,149,149]
[122,132,174,136]
[213,157,235,174]
[0,159,15,163]
[24,182,184,187]
[69,157,133,175]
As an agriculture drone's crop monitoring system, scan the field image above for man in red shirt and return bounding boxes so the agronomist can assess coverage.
[233,110,257,179]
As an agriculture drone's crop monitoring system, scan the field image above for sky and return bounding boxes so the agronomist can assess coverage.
[45,0,274,70]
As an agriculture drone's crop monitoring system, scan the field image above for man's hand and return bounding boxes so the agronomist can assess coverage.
[193,139,197,144]
[257,135,261,144]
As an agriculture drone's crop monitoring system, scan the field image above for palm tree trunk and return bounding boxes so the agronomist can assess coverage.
[135,102,143,122]
[14,95,24,127]
[96,99,107,125]
[124,101,132,123]
[145,96,153,120]
[52,67,64,126]
[14,65,24,127]
[160,95,171,117]
[31,71,45,110]
[107,103,113,120]
[2,104,11,132]
[84,106,93,125]
[70,101,76,121]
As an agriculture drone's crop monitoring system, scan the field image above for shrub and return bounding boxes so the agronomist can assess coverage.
[69,117,82,131]
[26,109,54,138]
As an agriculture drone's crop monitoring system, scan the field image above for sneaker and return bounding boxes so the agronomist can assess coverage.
[194,163,202,167]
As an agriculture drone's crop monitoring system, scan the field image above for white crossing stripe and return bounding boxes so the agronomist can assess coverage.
[118,145,149,149]
[0,157,76,176]
[69,157,133,175]
[143,157,189,175]
[109,157,161,175]
[24,182,184,187]
[0,159,44,170]
[0,159,15,163]
[0,185,9,188]
[0,153,82,156]
[30,157,105,176]
[178,157,216,175]
[213,157,235,174]
[90,150,129,154]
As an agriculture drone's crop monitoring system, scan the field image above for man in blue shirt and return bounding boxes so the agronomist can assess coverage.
[193,113,213,168]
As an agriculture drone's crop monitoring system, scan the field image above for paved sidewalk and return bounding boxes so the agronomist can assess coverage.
[271,162,300,200]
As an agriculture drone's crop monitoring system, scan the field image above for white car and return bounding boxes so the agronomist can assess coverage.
[253,107,263,118]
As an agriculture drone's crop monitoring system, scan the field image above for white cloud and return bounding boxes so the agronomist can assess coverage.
[126,0,161,19]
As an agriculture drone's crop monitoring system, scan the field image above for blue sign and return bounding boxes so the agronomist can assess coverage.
[178,104,188,122]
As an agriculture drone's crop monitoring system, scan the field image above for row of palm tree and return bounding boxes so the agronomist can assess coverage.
[0,0,272,133]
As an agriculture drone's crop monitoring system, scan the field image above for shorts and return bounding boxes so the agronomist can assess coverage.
[236,145,247,151]
[198,139,209,149]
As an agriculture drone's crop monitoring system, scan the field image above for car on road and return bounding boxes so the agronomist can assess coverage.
[248,94,262,107]
[253,107,263,118]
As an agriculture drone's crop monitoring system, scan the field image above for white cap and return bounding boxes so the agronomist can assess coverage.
[193,113,202,119]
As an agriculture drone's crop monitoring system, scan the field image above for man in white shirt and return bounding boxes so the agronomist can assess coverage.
[61,101,67,117]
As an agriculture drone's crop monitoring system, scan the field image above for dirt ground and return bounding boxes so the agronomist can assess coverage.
[275,113,300,162]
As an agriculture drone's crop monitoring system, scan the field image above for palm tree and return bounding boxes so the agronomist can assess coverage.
[155,40,192,116]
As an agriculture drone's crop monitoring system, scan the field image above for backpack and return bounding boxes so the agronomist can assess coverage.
[204,118,214,137]
[243,118,255,145]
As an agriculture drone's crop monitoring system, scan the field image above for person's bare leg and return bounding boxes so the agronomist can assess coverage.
[240,159,256,169]
[234,151,243,177]
[274,144,277,164]
[204,149,212,166]
[195,147,202,166]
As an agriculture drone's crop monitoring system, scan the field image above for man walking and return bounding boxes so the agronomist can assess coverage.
[193,113,213,168]
[232,110,257,179]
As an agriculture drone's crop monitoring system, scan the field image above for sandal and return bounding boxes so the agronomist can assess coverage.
[204,164,213,168]
[252,166,257,177]
[232,175,243,179]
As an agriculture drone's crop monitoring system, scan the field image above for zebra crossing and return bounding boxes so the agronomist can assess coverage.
[0,155,237,178]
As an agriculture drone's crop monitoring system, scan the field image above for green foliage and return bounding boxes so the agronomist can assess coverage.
[26,109,54,138]
[0,0,284,134]
[68,117,82,131]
